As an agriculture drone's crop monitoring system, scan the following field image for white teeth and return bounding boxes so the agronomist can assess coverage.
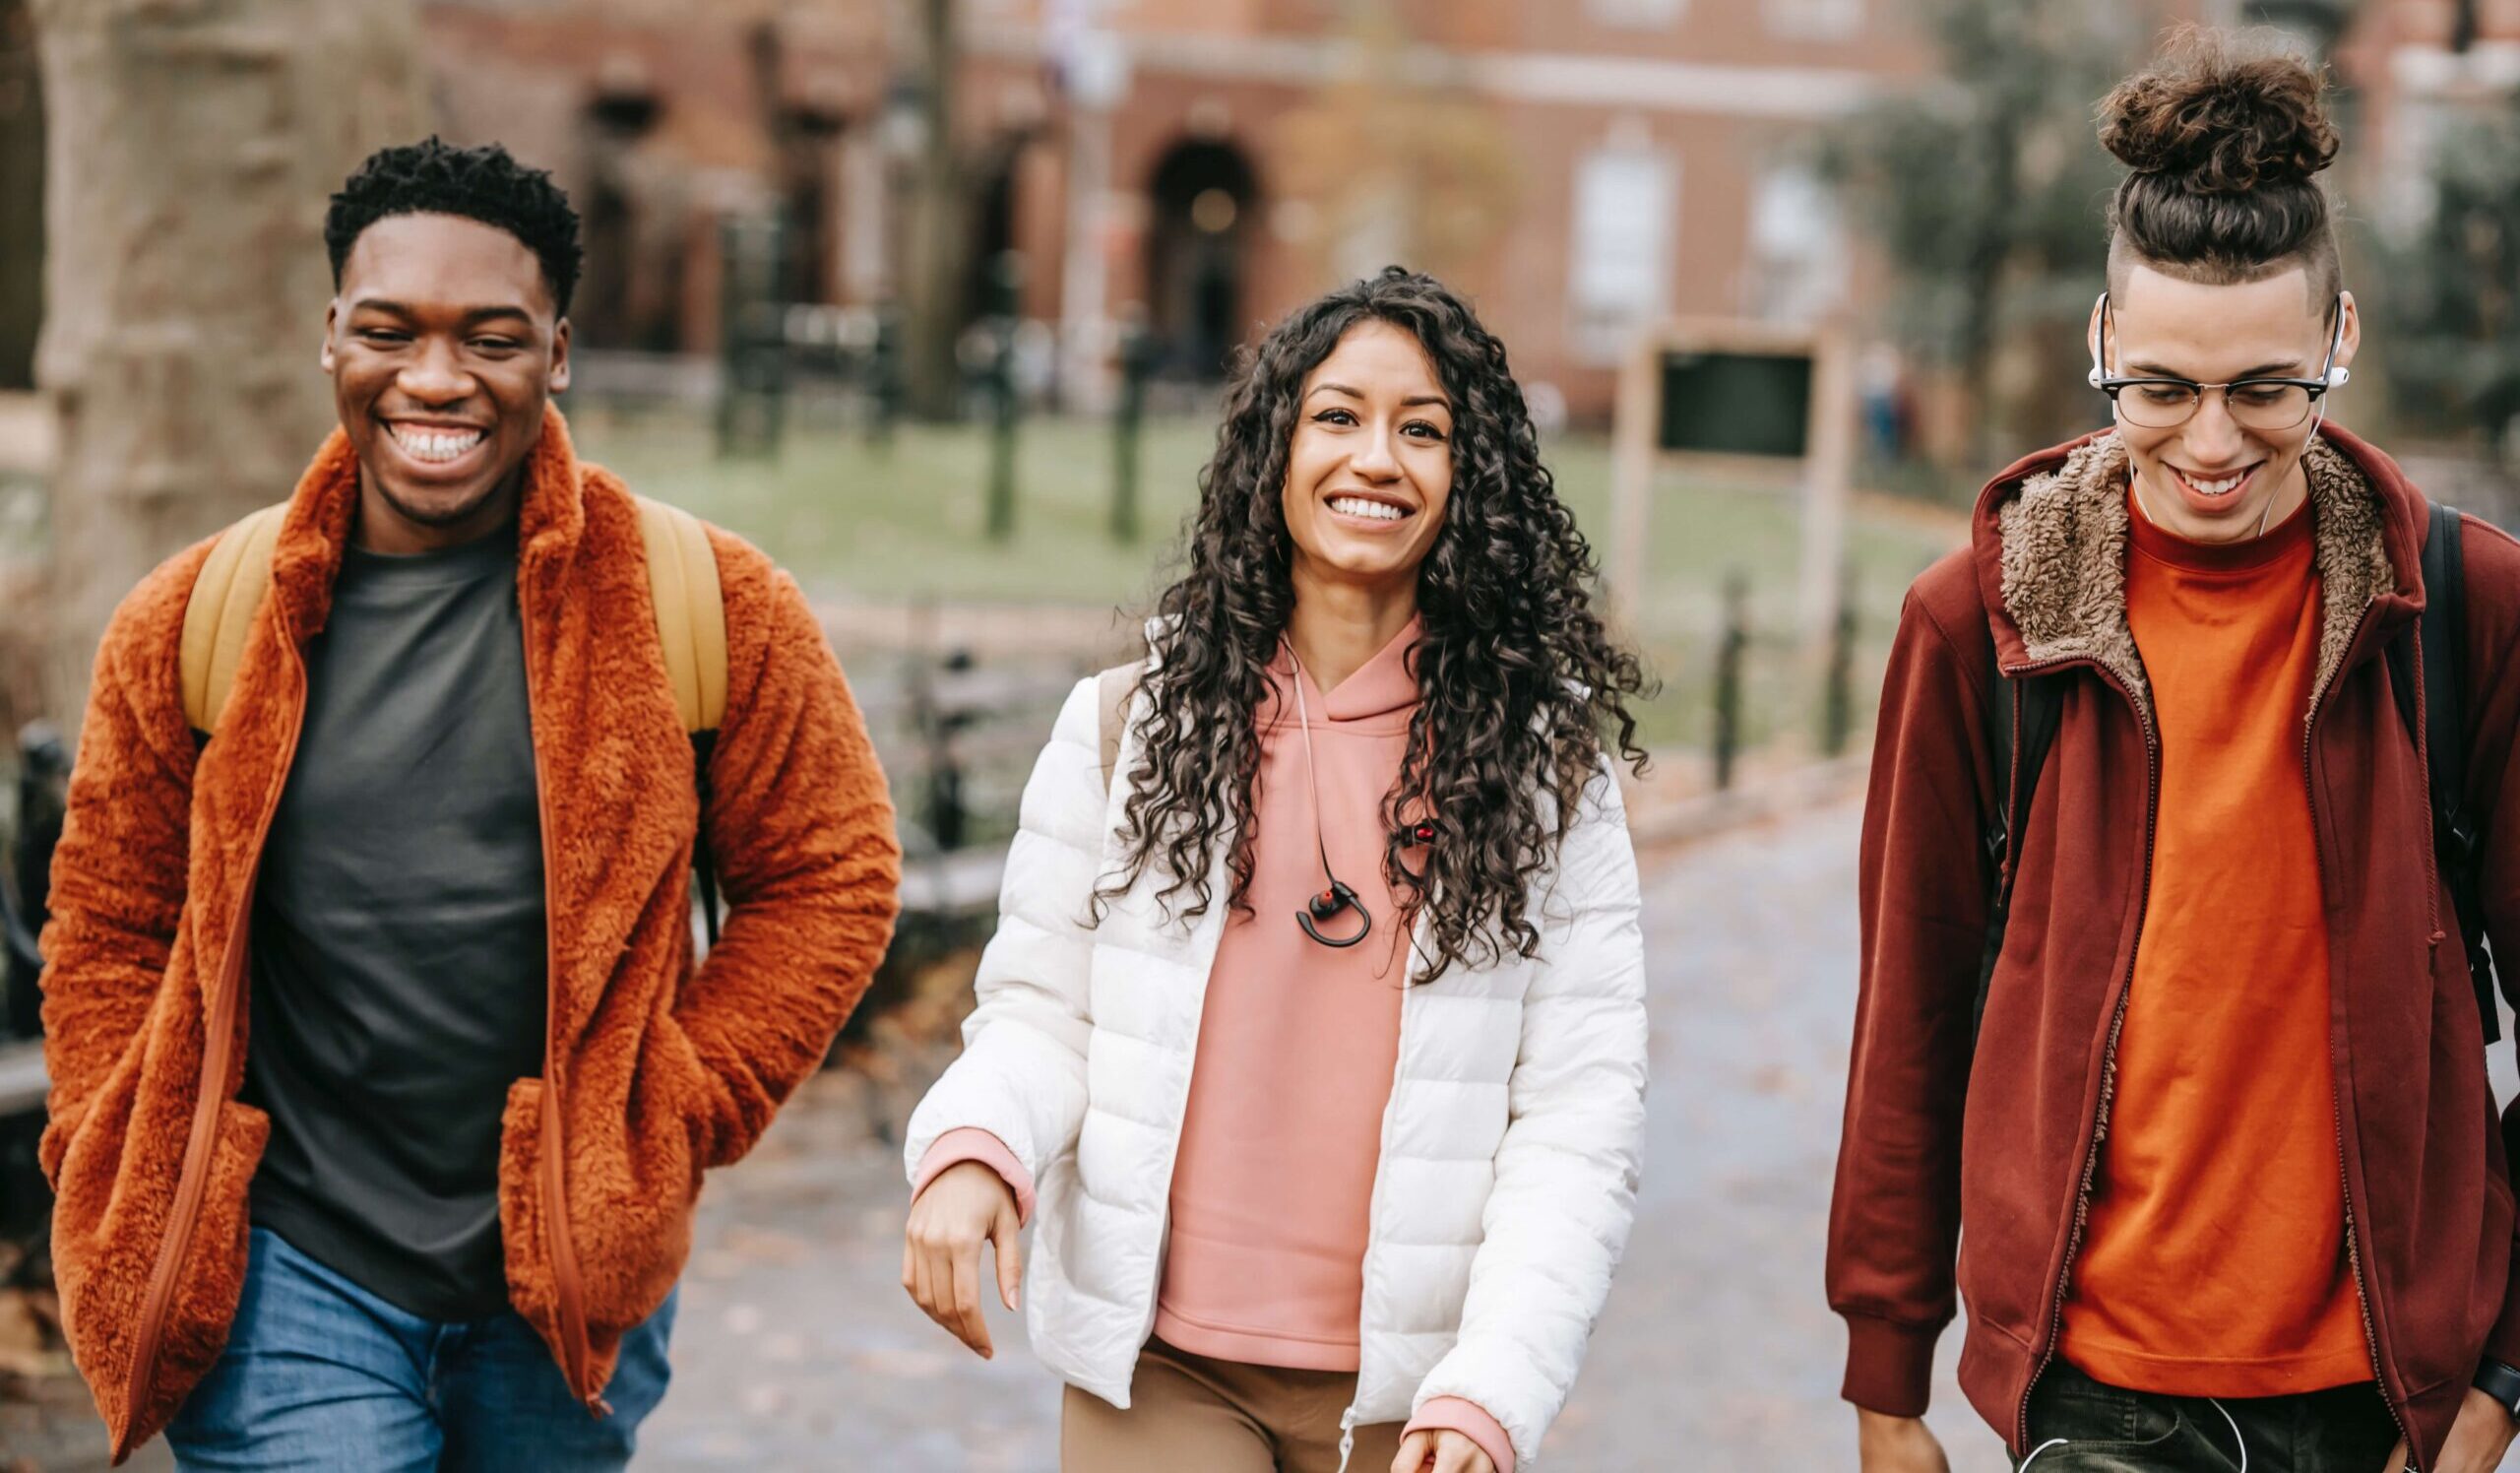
[389,423,485,464]
[2188,470,2246,495]
[1329,496,1406,521]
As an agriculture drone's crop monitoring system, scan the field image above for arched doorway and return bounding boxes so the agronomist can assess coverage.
[962,151,1019,327]
[1144,140,1256,381]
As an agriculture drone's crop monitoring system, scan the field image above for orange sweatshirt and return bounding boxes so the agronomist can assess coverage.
[2058,487,2371,1395]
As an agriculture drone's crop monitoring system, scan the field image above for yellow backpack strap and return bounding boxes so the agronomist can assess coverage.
[179,503,289,735]
[633,494,727,734]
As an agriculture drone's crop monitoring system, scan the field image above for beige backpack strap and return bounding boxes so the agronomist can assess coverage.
[633,494,727,733]
[179,503,289,734]
[1096,664,1138,794]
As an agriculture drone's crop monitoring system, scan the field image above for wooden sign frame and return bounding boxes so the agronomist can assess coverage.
[1607,316,1858,645]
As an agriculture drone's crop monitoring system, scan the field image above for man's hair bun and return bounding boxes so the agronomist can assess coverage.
[2100,31,2338,195]
[2099,28,2344,298]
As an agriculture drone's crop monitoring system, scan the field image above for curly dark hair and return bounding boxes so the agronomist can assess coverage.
[1101,267,1650,982]
[2099,28,2342,306]
[325,137,583,315]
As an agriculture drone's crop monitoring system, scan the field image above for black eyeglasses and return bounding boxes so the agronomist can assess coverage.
[2090,292,2348,431]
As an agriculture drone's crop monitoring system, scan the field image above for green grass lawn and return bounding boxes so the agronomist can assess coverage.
[566,403,1965,757]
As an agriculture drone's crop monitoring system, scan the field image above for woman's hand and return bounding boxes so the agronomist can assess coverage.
[901,1160,1022,1358]
[2383,1387,2516,1473]
[1857,1409,1951,1473]
[1391,1428,1496,1473]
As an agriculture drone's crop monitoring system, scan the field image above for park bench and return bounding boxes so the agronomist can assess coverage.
[831,651,1093,1044]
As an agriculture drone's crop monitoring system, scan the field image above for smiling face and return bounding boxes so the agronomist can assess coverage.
[322,211,571,551]
[2096,261,2358,544]
[1280,320,1455,599]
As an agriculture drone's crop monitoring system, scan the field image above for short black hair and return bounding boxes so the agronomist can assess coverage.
[325,137,584,315]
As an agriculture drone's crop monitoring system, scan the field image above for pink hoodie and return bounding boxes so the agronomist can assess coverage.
[916,617,1512,1470]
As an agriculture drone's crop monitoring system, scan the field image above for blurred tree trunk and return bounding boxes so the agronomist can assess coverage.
[28,0,420,721]
[0,0,40,393]
[901,0,968,420]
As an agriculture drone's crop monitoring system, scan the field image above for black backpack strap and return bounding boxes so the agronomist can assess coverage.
[2390,501,2498,1044]
[1977,625,2062,1041]
[692,730,723,950]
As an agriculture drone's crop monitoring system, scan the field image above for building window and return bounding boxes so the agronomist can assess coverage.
[1587,0,1685,28]
[1764,0,1863,42]
[1568,137,1675,364]
[1746,165,1848,325]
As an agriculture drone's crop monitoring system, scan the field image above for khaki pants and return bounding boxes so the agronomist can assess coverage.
[1061,1337,1409,1473]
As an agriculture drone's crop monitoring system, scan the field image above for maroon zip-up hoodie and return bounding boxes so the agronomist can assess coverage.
[1827,424,2520,1470]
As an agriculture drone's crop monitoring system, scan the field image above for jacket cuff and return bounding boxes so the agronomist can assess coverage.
[911,1127,1036,1226]
[1405,1396,1516,1473]
[2487,1238,2520,1370]
[1840,1313,1941,1417]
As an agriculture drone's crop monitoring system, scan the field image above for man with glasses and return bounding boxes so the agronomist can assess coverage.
[1835,34,2520,1473]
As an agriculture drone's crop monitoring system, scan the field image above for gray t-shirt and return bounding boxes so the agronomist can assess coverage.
[242,528,548,1321]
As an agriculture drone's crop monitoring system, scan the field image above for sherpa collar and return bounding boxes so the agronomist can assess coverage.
[267,403,588,643]
[1975,426,2426,731]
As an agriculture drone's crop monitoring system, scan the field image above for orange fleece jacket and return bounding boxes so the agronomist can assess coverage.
[38,407,901,1458]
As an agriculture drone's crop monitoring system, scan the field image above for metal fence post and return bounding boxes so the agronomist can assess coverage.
[983,250,1022,543]
[1112,314,1150,544]
[1822,563,1857,758]
[1715,571,1747,791]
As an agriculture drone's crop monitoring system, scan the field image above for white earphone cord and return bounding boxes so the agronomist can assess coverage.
[1283,644,1340,891]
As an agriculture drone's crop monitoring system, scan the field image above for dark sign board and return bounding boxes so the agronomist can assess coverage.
[1656,349,1814,459]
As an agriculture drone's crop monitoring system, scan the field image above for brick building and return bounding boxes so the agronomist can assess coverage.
[2333,0,2520,223]
[414,0,1930,420]
[5,1,2519,414]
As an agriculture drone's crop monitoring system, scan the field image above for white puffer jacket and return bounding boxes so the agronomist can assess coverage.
[904,673,1648,1469]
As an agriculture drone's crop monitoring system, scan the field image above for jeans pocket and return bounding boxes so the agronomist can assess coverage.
[2017,1404,2188,1471]
[2022,1367,2188,1469]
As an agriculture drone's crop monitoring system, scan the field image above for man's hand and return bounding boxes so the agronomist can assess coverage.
[901,1161,1021,1358]
[1858,1409,1951,1473]
[2384,1387,2517,1473]
[1391,1428,1496,1473]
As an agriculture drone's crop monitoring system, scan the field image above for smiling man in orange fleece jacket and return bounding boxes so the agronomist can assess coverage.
[36,138,900,1469]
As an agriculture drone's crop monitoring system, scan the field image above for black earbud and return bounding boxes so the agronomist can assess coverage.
[1390,818,1437,884]
[1296,879,1371,948]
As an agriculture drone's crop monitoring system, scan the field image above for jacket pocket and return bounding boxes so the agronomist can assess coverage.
[53,1091,268,1454]
[497,1074,694,1347]
[496,1076,561,1342]
[130,1098,269,1441]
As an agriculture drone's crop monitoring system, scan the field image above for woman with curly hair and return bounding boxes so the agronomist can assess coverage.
[900,268,1651,1473]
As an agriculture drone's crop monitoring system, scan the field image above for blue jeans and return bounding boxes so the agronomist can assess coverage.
[165,1228,675,1472]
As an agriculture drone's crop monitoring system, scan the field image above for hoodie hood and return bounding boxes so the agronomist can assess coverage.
[1264,614,1425,734]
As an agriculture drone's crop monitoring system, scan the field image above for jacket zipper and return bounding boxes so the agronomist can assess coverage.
[1337,915,1429,1473]
[2008,657,2157,1453]
[519,608,602,1416]
[2304,601,2417,1466]
[116,657,308,1462]
[1127,918,1234,1359]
